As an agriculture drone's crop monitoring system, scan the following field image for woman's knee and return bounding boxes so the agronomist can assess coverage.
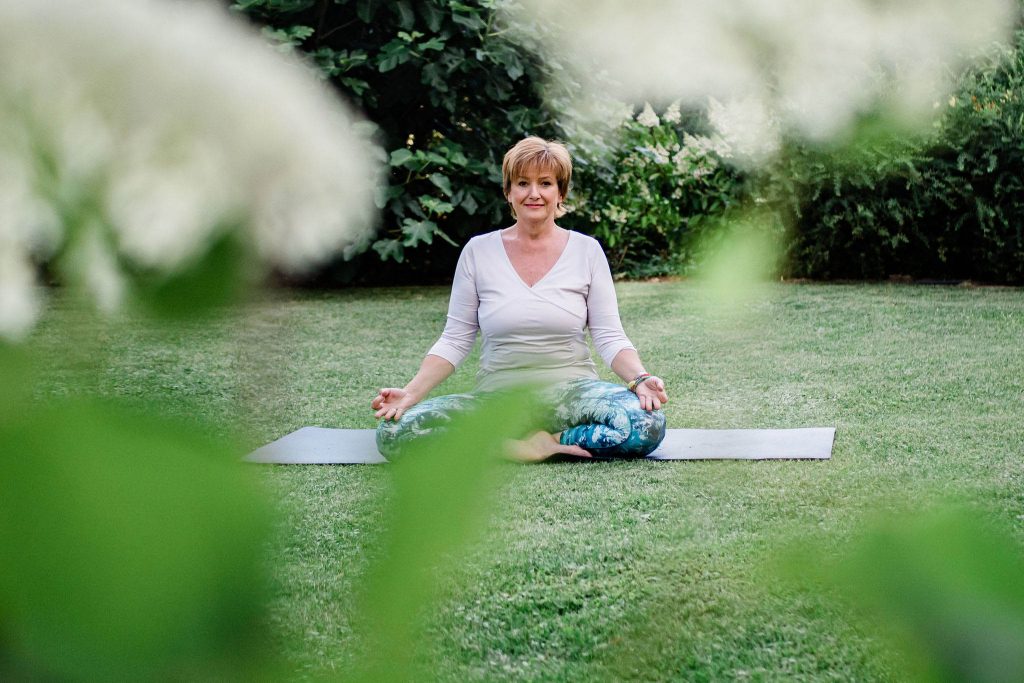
[631,408,666,456]
[374,393,477,459]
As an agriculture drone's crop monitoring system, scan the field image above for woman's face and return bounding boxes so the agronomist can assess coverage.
[507,164,563,223]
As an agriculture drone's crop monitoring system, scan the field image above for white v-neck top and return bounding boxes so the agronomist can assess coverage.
[427,229,635,392]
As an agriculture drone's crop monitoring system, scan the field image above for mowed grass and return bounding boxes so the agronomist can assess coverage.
[31,282,1024,681]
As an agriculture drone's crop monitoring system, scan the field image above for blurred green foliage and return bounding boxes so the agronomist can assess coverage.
[783,504,1024,683]
[689,209,785,316]
[128,231,255,320]
[350,390,533,682]
[765,28,1024,283]
[0,347,276,681]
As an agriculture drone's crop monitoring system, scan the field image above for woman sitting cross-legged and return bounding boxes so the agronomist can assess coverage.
[372,136,668,462]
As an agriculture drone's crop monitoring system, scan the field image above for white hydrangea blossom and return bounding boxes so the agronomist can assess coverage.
[663,100,682,124]
[510,0,1015,155]
[650,144,671,165]
[0,0,380,340]
[636,102,660,127]
[706,96,779,166]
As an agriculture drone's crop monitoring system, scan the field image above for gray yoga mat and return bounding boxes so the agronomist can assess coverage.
[244,426,835,464]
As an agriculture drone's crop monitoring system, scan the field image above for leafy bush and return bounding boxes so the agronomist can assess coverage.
[565,103,746,278]
[238,2,1023,284]
[764,29,1024,283]
[234,0,567,283]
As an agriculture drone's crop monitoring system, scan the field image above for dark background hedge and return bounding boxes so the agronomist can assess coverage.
[234,1,1024,285]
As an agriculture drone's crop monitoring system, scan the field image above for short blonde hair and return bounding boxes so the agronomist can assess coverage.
[502,136,572,218]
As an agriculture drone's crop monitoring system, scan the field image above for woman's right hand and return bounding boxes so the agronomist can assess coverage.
[372,387,418,421]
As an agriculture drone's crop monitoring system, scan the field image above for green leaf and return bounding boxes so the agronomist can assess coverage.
[396,30,422,43]
[504,53,524,81]
[389,148,414,167]
[340,77,370,96]
[419,2,444,32]
[350,391,534,681]
[461,192,479,215]
[428,173,453,196]
[434,226,460,247]
[131,231,251,321]
[0,398,273,680]
[420,36,446,52]
[355,0,380,23]
[419,197,454,216]
[372,238,405,263]
[393,1,415,30]
[425,152,448,167]
[401,218,438,246]
[452,11,486,31]
[378,54,401,73]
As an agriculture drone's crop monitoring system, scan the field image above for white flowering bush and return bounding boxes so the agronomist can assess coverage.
[0,0,381,340]
[511,0,1016,158]
[569,102,745,277]
[512,0,1021,282]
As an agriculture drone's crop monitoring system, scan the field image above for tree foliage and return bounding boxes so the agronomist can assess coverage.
[765,29,1024,283]
[234,0,564,283]
[237,2,1024,284]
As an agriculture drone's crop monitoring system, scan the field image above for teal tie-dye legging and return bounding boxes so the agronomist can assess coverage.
[376,378,666,460]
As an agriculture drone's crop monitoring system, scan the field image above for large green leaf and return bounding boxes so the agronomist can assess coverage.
[350,390,535,682]
[130,231,252,321]
[0,398,274,680]
[401,218,438,246]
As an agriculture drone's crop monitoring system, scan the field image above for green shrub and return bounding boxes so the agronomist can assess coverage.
[234,0,565,283]
[238,2,1023,284]
[765,30,1024,283]
[565,103,746,278]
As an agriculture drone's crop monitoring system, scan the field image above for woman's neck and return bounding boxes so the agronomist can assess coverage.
[509,219,559,242]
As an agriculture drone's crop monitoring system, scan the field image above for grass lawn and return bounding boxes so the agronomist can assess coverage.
[31,281,1024,681]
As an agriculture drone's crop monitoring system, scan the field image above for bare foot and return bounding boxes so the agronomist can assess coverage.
[504,431,591,463]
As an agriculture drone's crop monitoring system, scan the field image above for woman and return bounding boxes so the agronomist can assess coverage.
[372,137,668,462]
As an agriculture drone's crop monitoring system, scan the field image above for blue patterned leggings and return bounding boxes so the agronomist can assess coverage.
[376,378,666,460]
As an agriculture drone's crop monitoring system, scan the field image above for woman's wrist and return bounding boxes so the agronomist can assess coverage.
[402,385,425,403]
[627,372,652,393]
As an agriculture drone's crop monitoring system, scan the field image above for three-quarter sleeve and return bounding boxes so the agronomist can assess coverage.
[586,240,635,367]
[427,241,480,367]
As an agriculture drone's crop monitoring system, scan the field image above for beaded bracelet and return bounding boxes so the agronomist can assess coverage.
[627,372,652,393]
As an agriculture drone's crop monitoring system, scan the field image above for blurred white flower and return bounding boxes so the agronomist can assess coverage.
[0,0,380,340]
[77,226,126,315]
[651,144,671,164]
[636,102,660,127]
[0,248,40,341]
[707,96,779,166]
[663,100,682,124]
[509,0,1015,155]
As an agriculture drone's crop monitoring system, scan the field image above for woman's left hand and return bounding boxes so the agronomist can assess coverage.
[634,376,668,411]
